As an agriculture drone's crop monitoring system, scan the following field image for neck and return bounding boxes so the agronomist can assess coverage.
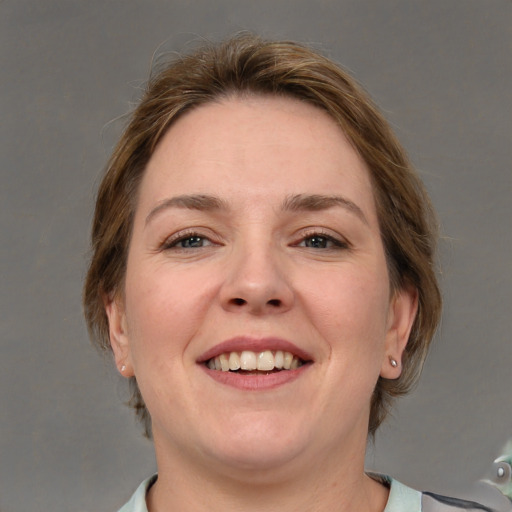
[147,429,388,512]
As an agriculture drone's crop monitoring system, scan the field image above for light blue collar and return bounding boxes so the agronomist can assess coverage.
[117,474,422,512]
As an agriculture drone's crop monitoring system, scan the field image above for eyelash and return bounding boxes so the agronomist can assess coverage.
[161,230,215,250]
[160,229,349,252]
[296,230,349,250]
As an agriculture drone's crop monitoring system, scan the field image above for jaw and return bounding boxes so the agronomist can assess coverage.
[150,401,373,512]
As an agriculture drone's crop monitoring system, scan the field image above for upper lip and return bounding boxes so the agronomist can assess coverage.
[197,336,313,364]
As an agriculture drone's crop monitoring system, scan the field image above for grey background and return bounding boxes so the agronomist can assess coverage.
[1,1,511,511]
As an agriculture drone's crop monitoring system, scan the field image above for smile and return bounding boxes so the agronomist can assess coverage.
[206,350,304,372]
[198,337,312,389]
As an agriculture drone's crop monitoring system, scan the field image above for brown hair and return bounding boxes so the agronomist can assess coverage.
[84,33,441,437]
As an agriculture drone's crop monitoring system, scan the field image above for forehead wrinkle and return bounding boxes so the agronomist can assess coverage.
[144,194,228,226]
[282,194,369,226]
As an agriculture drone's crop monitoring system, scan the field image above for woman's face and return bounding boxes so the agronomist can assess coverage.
[107,95,416,475]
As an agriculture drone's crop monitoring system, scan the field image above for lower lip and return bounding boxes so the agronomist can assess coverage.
[201,365,310,390]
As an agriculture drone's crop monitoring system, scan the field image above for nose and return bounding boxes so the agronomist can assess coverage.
[219,242,294,315]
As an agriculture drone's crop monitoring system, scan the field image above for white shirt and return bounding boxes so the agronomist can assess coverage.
[118,474,494,512]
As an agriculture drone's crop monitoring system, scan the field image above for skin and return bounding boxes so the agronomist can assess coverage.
[106,95,418,512]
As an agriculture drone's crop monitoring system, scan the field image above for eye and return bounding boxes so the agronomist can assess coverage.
[162,231,215,250]
[296,232,349,250]
[302,235,331,249]
[176,235,210,248]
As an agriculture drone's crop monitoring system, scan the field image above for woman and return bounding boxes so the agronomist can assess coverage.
[83,34,492,512]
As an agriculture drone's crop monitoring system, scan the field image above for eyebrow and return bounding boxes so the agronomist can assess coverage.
[145,194,227,225]
[282,194,368,225]
[145,193,368,226]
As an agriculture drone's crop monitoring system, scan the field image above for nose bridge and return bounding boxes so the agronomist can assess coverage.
[221,230,293,313]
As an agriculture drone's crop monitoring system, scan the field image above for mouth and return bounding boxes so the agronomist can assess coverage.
[206,350,305,373]
[197,337,313,388]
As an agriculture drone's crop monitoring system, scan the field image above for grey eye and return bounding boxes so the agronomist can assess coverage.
[180,236,206,248]
[304,236,330,248]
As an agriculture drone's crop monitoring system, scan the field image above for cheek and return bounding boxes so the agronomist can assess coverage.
[301,264,390,352]
[123,264,215,363]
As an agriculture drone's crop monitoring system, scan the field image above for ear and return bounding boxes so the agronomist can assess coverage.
[104,294,135,378]
[380,285,418,379]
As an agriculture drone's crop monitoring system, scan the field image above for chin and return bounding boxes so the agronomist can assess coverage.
[198,412,312,473]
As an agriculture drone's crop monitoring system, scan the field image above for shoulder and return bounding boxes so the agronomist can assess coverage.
[118,474,496,512]
[375,475,497,512]
[422,491,497,512]
[117,475,157,512]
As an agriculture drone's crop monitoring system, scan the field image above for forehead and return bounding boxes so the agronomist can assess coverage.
[137,95,377,222]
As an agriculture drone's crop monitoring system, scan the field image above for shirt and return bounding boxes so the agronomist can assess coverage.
[118,474,495,512]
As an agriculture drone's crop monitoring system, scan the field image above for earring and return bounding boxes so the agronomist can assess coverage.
[389,357,398,368]
[120,364,127,373]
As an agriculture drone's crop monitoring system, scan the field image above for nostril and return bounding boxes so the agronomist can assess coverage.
[226,297,284,309]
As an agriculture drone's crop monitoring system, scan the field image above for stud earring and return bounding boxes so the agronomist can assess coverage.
[120,364,127,373]
[389,357,398,368]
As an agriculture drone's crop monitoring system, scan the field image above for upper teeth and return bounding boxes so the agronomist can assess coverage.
[207,350,301,372]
